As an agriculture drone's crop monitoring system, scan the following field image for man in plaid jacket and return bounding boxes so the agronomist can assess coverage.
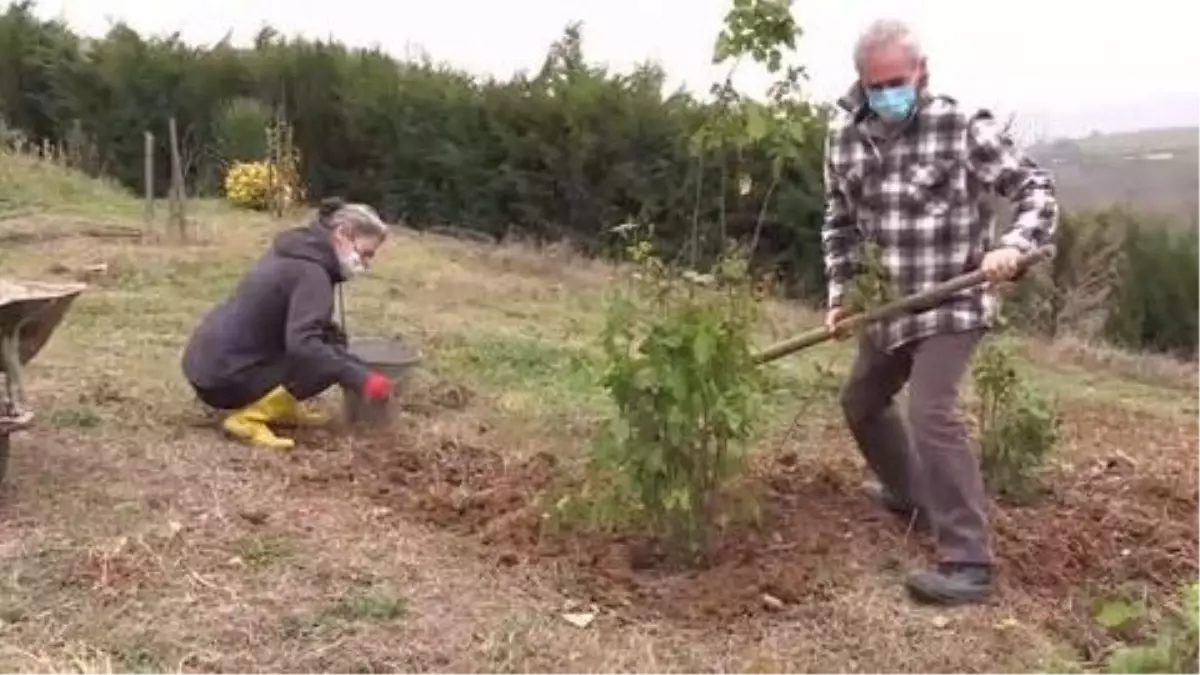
[822,18,1058,604]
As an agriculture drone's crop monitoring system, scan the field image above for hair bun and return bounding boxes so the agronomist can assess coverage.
[318,196,346,217]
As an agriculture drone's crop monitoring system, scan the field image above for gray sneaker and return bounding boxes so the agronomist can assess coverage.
[905,563,993,605]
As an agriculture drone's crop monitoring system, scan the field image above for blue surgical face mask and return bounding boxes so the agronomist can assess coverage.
[865,82,918,122]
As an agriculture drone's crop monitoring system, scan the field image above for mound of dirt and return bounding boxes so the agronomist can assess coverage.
[291,429,918,623]
[996,464,1198,595]
[524,462,910,623]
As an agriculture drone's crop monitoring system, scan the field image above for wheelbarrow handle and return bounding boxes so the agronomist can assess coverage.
[751,245,1056,365]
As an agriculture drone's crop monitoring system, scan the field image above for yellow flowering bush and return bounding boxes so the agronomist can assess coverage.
[223,160,302,211]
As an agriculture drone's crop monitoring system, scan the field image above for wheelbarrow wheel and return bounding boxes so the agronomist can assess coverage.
[0,432,9,484]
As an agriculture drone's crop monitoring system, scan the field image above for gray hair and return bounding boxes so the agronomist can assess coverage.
[329,203,388,239]
[853,19,924,70]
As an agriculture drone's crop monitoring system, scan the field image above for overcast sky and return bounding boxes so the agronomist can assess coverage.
[25,0,1200,140]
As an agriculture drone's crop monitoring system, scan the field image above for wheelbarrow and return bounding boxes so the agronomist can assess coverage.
[751,246,1054,364]
[0,279,88,483]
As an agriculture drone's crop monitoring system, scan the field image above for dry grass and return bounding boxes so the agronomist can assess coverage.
[1021,334,1198,391]
[1,154,1196,673]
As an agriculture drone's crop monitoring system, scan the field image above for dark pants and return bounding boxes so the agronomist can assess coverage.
[840,328,991,565]
[192,358,338,411]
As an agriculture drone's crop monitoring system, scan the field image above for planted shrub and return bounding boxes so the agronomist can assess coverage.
[971,341,1060,504]
[1097,582,1199,674]
[584,231,768,563]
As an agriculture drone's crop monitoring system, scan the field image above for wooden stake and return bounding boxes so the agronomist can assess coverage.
[167,117,186,240]
[143,131,155,226]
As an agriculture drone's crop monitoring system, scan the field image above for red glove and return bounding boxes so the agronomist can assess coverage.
[362,372,393,401]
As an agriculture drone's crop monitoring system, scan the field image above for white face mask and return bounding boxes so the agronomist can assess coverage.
[339,249,367,278]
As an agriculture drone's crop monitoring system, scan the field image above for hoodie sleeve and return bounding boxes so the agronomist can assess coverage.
[284,269,371,391]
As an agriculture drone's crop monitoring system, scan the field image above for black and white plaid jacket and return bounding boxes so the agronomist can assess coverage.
[821,84,1058,351]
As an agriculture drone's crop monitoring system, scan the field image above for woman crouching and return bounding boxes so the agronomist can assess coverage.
[181,200,394,449]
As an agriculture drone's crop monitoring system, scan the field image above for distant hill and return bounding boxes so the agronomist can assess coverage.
[1019,92,1197,142]
[1028,127,1198,226]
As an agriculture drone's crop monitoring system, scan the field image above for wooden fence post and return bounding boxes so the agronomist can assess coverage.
[143,131,154,227]
[167,117,186,240]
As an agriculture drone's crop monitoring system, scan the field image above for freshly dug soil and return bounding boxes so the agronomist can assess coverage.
[288,399,1198,628]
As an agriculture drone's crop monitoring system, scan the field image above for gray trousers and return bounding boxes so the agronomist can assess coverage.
[839,328,991,565]
[192,358,343,411]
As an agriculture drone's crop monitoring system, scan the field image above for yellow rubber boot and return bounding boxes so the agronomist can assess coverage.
[273,389,330,427]
[221,387,296,450]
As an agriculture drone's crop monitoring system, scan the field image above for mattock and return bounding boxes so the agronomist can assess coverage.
[751,246,1056,365]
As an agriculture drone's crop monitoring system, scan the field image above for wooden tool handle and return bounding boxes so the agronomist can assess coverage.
[750,246,1055,365]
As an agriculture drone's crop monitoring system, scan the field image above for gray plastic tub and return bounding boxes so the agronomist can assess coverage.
[341,336,422,428]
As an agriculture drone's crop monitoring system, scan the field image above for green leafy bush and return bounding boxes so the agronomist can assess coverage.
[583,231,767,563]
[1099,581,1200,667]
[842,240,896,314]
[971,341,1060,504]
[1104,223,1199,359]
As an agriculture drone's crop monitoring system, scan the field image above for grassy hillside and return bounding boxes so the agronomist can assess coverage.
[1030,127,1199,225]
[0,152,1196,672]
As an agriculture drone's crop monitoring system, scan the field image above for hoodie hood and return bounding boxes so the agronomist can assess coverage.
[270,222,346,283]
